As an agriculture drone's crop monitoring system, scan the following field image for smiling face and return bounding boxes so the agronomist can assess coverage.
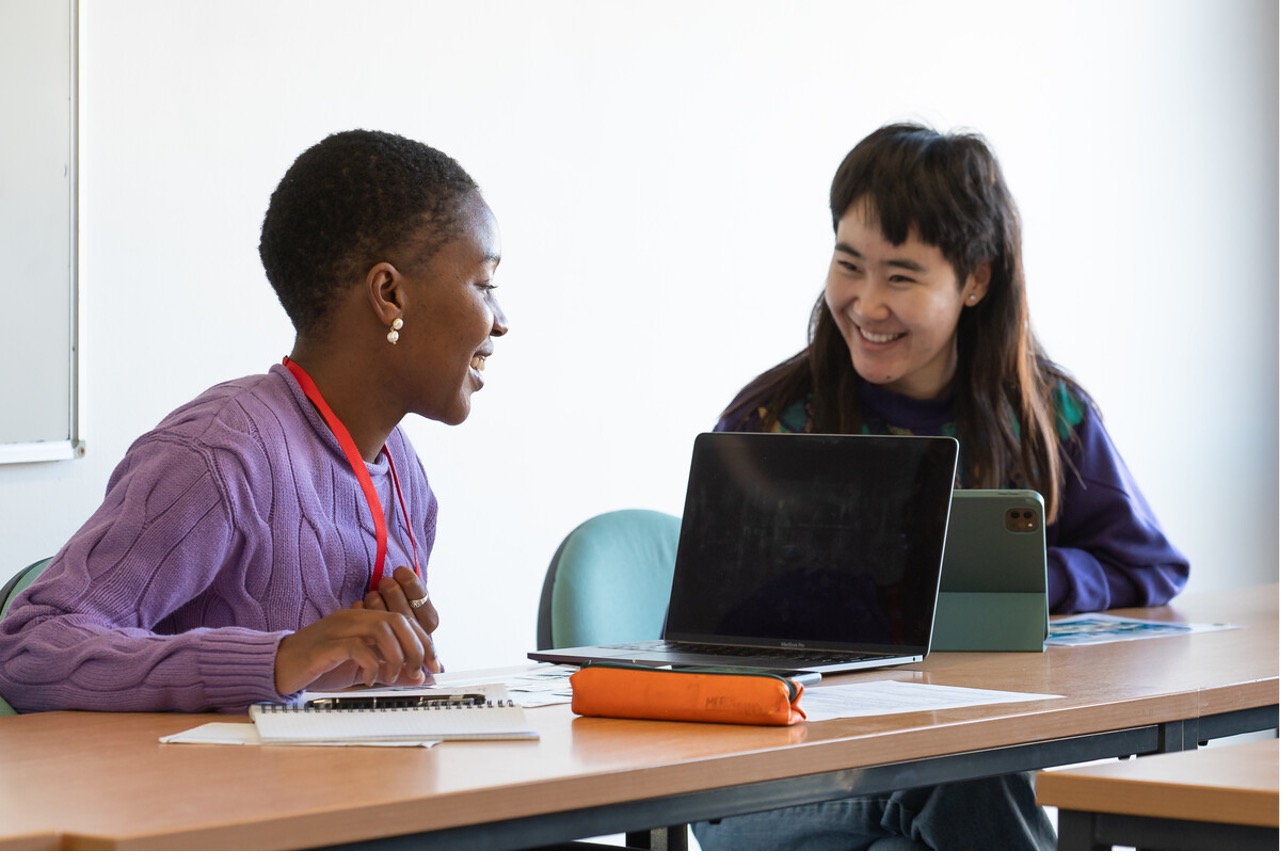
[397,193,507,425]
[824,199,989,400]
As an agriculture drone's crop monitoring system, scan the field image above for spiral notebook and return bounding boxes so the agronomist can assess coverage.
[248,686,538,744]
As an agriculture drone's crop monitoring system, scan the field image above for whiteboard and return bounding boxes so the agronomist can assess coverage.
[0,0,79,463]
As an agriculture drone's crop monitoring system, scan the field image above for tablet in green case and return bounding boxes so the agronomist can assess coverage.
[932,489,1049,652]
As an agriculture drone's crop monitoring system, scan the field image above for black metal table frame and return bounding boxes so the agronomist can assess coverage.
[1055,808,1278,850]
[324,703,1277,850]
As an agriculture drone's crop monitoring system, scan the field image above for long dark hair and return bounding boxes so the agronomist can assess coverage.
[723,123,1080,521]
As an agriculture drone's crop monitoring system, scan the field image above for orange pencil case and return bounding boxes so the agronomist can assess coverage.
[569,663,807,726]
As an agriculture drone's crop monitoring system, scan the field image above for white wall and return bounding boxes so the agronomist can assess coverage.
[0,0,1276,672]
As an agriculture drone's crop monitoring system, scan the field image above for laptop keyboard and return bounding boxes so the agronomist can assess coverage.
[611,641,881,665]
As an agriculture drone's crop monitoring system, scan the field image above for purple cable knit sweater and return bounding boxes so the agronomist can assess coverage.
[0,364,438,713]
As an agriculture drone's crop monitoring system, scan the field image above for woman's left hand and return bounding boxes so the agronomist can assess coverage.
[358,566,442,674]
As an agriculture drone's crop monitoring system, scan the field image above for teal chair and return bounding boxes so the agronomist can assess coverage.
[536,510,686,850]
[537,509,681,650]
[0,557,51,715]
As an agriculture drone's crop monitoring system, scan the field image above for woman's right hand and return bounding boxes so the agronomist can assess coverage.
[360,566,442,673]
[273,607,434,696]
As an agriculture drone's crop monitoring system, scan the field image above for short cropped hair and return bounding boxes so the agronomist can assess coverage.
[259,129,479,335]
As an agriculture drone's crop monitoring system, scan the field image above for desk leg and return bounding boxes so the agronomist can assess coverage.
[1157,718,1199,752]
[1054,810,1106,850]
[625,825,688,850]
[1056,810,1279,851]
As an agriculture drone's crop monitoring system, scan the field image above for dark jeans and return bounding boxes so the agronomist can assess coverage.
[691,773,1056,851]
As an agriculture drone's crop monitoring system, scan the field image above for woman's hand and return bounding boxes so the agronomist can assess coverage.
[364,567,440,636]
[360,566,442,673]
[274,599,436,696]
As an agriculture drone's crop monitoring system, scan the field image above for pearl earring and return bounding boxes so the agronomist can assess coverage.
[387,318,404,344]
[967,294,979,304]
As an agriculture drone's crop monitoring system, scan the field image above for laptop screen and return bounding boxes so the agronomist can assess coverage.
[665,432,958,654]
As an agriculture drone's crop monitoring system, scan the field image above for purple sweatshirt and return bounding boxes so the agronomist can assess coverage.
[0,365,437,713]
[716,377,1189,614]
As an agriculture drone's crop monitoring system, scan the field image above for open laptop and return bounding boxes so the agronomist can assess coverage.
[528,431,959,675]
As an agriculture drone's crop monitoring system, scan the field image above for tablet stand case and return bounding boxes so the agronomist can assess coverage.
[932,592,1048,652]
[930,490,1049,653]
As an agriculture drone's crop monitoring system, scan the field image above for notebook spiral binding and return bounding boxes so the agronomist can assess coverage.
[259,698,517,713]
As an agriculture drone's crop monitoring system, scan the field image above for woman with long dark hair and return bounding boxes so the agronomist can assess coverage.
[693,123,1188,850]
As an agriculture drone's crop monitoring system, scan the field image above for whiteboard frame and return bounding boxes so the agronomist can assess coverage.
[0,0,80,465]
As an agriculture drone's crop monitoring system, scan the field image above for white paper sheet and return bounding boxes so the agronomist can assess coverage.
[433,666,577,707]
[799,680,1061,721]
[159,722,440,747]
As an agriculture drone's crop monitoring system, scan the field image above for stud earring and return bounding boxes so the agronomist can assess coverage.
[387,318,404,344]
[967,294,979,304]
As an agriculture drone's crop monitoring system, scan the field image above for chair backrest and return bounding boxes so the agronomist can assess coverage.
[536,509,681,649]
[0,557,50,622]
[0,557,52,716]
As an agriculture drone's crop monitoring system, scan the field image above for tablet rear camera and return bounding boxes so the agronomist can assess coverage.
[1006,508,1039,532]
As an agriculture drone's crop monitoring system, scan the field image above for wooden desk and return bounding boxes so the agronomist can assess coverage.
[1037,738,1279,850]
[0,584,1275,850]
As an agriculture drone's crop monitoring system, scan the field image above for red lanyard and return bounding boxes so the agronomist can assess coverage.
[283,357,420,592]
